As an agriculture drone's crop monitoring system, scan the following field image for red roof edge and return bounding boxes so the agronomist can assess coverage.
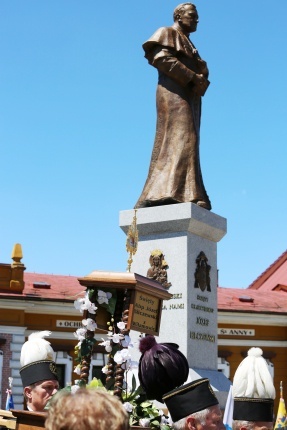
[248,250,287,290]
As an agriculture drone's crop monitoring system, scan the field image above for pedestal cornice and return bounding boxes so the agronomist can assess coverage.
[120,203,227,242]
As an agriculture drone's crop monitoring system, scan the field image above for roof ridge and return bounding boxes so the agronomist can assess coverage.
[248,249,287,290]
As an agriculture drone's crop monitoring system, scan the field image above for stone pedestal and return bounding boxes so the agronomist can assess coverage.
[120,203,231,406]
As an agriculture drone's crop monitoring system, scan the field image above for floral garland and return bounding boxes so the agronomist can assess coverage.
[72,288,172,429]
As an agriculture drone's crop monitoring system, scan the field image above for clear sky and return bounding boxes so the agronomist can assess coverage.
[1,1,286,289]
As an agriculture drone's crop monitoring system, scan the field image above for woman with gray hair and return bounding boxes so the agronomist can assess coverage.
[45,389,129,430]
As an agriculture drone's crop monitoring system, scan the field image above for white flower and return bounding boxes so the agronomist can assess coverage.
[139,418,150,427]
[71,384,80,394]
[74,296,97,314]
[99,339,113,353]
[73,328,87,341]
[97,290,112,305]
[121,335,132,348]
[74,365,81,375]
[120,348,131,360]
[102,365,109,375]
[111,333,122,343]
[121,359,131,370]
[114,348,131,364]
[117,321,125,330]
[123,402,134,413]
[74,298,85,311]
[86,301,97,314]
[114,350,125,364]
[82,318,97,331]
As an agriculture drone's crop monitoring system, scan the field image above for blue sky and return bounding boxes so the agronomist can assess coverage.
[1,1,286,289]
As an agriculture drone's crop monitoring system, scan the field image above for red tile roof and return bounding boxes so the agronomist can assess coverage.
[0,272,84,301]
[218,286,287,313]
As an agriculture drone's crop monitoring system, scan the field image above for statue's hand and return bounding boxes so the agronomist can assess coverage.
[191,73,210,96]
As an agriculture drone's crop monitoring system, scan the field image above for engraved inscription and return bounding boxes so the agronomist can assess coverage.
[196,316,209,326]
[191,303,214,313]
[190,331,215,343]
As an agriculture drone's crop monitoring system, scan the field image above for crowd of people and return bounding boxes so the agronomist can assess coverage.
[16,329,276,430]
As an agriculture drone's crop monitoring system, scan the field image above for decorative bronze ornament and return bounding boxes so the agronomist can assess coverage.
[194,251,211,292]
[147,249,172,290]
[126,209,138,272]
[49,362,58,377]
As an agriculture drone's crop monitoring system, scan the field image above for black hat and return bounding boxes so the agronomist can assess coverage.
[20,331,59,387]
[162,378,219,422]
[233,397,274,422]
[20,360,58,387]
[138,336,189,402]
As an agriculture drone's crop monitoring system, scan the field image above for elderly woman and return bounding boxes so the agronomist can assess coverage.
[45,389,129,430]
[135,3,211,211]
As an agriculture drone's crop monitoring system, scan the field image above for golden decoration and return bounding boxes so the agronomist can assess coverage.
[126,209,138,272]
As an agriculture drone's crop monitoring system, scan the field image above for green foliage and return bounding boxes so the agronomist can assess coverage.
[128,399,169,428]
[80,337,96,357]
[87,378,106,390]
[122,375,171,430]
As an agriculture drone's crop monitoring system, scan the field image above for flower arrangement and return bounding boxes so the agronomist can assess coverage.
[122,378,171,429]
[72,287,172,429]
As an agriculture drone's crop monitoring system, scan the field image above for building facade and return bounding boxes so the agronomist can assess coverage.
[1,245,287,411]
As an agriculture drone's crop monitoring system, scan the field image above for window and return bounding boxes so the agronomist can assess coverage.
[89,353,107,385]
[217,357,230,379]
[55,352,73,388]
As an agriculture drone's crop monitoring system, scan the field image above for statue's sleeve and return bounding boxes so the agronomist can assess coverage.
[142,27,196,87]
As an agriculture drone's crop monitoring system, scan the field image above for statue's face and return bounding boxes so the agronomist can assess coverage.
[178,5,198,33]
[153,256,160,266]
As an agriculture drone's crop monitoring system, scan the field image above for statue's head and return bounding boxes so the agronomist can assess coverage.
[173,3,197,22]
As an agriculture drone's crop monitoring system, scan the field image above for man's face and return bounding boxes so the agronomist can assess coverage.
[25,379,59,412]
[178,5,199,33]
[192,405,225,430]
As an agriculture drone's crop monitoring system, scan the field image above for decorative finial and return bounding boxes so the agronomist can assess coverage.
[126,209,138,272]
[11,243,23,264]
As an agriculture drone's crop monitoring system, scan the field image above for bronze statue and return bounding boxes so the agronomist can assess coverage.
[135,3,211,210]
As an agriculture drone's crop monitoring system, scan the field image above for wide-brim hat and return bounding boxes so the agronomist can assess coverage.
[20,360,59,387]
[162,378,219,422]
[233,397,274,422]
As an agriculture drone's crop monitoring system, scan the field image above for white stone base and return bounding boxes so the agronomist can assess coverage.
[120,203,227,371]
